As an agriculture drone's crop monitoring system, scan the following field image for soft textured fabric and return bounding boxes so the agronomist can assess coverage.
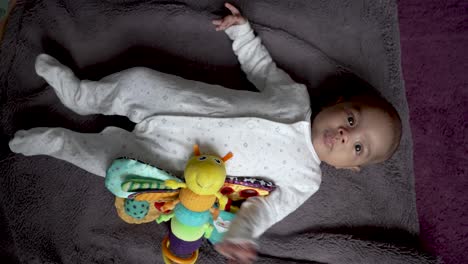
[173,203,211,227]
[9,34,322,244]
[106,157,181,198]
[132,116,319,243]
[0,0,437,263]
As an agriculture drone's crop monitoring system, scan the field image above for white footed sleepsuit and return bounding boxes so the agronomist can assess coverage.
[9,23,322,245]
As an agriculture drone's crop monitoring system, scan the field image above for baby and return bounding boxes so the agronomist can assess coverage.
[8,3,401,264]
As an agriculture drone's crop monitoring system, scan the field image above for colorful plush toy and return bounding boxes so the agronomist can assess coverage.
[105,144,276,264]
[157,144,233,264]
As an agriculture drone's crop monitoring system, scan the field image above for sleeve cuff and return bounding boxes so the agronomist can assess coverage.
[224,22,253,40]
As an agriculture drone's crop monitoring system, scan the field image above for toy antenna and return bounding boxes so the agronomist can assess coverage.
[193,144,201,156]
[222,152,233,162]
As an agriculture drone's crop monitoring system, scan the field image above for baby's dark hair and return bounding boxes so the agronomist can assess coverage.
[310,71,402,162]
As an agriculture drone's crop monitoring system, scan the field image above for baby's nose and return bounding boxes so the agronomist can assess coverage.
[337,128,349,144]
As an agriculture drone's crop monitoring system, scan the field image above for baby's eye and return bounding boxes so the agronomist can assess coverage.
[354,144,362,153]
[198,156,207,161]
[348,116,355,126]
[214,158,221,164]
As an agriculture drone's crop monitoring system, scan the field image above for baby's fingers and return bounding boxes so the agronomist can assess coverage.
[218,245,255,264]
[225,3,241,16]
[212,19,223,26]
[236,250,256,263]
[220,20,234,30]
[214,17,234,31]
[227,253,255,264]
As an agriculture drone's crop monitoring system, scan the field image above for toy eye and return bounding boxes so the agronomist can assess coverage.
[214,158,221,164]
[198,156,207,161]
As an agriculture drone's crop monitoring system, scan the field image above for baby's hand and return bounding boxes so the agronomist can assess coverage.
[215,240,257,264]
[212,3,247,31]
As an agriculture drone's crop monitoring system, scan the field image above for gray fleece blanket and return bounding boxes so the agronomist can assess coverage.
[0,0,436,263]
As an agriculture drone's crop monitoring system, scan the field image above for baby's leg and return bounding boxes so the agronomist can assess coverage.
[35,54,144,121]
[35,54,261,123]
[8,127,153,177]
[35,54,230,123]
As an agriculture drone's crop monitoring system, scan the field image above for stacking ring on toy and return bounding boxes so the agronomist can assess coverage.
[161,236,198,264]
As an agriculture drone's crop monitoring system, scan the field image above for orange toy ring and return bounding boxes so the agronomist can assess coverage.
[161,236,199,264]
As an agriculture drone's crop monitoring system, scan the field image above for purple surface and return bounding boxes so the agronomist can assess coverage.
[168,229,203,256]
[397,1,468,263]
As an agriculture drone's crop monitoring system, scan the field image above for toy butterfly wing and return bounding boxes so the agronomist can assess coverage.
[105,157,277,223]
[105,147,277,264]
[106,157,183,224]
[220,176,276,212]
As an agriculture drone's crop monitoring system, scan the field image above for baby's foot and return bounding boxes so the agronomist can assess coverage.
[9,128,64,156]
[35,54,76,87]
[35,54,82,112]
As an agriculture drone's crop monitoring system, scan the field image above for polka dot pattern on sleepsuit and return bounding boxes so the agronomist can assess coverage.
[132,115,320,188]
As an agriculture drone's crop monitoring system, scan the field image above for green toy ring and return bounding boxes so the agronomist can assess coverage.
[170,218,208,242]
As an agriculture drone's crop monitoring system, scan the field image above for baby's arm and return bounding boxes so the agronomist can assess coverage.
[215,3,305,92]
[216,177,320,263]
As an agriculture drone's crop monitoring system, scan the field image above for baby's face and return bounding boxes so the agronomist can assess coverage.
[311,101,396,170]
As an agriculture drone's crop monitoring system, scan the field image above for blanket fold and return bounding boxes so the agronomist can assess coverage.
[0,0,436,263]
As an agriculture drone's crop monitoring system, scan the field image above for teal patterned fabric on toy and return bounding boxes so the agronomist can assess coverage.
[122,178,167,192]
[124,199,150,219]
[208,210,236,244]
[105,157,182,198]
[0,0,8,19]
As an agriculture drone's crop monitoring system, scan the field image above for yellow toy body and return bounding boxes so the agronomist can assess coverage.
[160,144,233,264]
[184,154,227,195]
